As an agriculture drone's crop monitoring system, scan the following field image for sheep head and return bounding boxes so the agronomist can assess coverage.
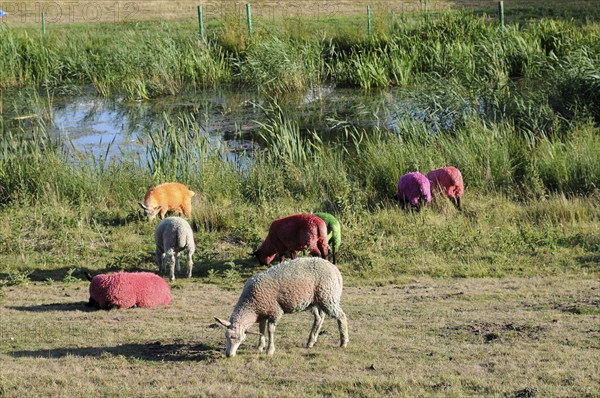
[251,249,276,266]
[139,203,163,222]
[214,317,261,357]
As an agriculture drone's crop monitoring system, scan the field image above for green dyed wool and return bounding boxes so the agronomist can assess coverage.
[314,212,341,263]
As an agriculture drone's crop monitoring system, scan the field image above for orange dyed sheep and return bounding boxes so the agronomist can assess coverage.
[139,182,195,221]
[426,166,464,210]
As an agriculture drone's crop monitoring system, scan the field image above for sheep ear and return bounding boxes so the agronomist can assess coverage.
[139,202,148,210]
[214,317,231,328]
[252,250,260,256]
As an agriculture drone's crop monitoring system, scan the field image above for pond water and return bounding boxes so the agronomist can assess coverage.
[2,85,474,163]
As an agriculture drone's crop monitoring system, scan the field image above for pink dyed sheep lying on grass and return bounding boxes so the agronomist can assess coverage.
[252,213,328,266]
[427,166,464,210]
[86,272,171,310]
[394,171,432,211]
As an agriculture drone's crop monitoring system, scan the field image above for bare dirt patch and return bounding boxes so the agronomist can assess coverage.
[1,277,599,397]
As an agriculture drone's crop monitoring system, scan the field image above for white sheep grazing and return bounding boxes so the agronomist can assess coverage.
[154,216,195,281]
[215,257,349,357]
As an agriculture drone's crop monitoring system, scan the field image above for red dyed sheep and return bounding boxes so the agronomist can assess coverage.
[395,171,432,211]
[426,166,464,210]
[252,214,328,266]
[87,272,171,310]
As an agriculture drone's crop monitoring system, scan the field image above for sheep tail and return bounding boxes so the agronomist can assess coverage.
[316,220,329,259]
[317,237,328,260]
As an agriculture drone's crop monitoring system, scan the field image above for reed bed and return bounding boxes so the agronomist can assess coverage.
[1,13,598,103]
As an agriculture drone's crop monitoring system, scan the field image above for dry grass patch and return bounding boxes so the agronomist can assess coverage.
[1,277,599,397]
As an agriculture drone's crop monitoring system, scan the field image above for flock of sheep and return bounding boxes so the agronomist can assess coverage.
[87,165,464,356]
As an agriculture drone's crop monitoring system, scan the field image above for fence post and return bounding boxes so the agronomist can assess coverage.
[367,5,372,39]
[498,1,505,28]
[246,3,252,35]
[197,5,205,40]
[41,11,45,33]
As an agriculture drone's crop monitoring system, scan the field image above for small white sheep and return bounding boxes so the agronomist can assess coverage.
[154,216,195,281]
[215,257,349,357]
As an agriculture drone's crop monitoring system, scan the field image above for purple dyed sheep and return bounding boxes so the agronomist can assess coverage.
[87,272,171,310]
[252,214,328,266]
[426,166,464,210]
[394,171,432,211]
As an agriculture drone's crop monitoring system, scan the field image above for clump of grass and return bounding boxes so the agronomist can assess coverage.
[62,268,80,284]
[1,270,33,287]
[240,36,323,95]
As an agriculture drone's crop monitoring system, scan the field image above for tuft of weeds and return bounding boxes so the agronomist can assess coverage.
[1,270,33,287]
[62,268,80,284]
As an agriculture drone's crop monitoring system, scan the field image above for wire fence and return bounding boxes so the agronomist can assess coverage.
[0,0,597,26]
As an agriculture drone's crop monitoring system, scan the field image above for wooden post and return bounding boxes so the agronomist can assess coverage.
[197,5,205,40]
[367,5,372,39]
[246,3,252,35]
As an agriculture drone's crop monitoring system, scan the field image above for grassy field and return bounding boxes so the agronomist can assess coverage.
[1,2,599,396]
[1,277,599,397]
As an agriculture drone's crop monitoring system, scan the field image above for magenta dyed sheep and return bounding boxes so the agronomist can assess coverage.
[395,171,432,211]
[252,214,328,266]
[87,272,171,310]
[426,166,464,210]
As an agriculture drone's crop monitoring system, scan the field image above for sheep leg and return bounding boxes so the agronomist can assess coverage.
[307,307,325,348]
[266,320,276,355]
[400,196,409,211]
[455,196,462,211]
[336,309,349,348]
[186,249,194,278]
[175,252,181,273]
[160,253,167,275]
[155,248,164,274]
[257,319,267,352]
[159,207,169,219]
[181,199,192,218]
[165,249,176,282]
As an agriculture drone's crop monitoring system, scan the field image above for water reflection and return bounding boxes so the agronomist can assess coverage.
[2,85,476,162]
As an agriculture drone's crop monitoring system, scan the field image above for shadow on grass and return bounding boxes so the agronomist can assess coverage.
[0,265,157,284]
[7,301,95,312]
[577,254,600,271]
[90,210,143,227]
[8,341,221,362]
[195,258,264,280]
